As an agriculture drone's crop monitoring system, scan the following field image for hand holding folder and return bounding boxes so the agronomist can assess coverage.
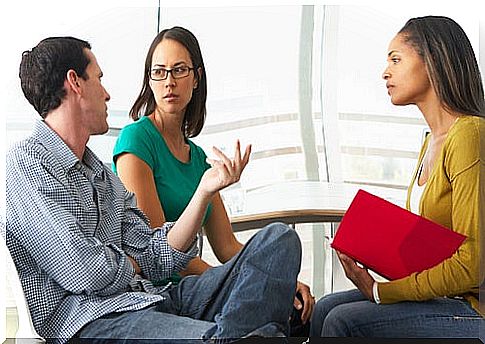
[331,190,466,280]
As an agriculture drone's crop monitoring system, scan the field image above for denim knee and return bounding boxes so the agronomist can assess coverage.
[258,222,301,252]
[247,222,302,275]
[321,305,354,337]
[311,293,348,336]
[311,290,366,337]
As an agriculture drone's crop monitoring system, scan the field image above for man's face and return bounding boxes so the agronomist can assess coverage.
[78,49,111,136]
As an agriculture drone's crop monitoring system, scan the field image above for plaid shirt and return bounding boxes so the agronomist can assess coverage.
[5,120,198,341]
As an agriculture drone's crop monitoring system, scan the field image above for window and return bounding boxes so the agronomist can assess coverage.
[2,4,482,298]
[324,5,480,189]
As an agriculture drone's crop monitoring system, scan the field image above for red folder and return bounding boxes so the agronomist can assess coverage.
[331,189,466,280]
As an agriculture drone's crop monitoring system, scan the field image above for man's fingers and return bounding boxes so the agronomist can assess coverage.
[212,146,233,170]
[232,140,242,173]
[293,296,302,310]
[242,144,252,167]
[206,158,231,183]
[300,292,314,324]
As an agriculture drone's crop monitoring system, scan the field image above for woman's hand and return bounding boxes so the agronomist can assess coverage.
[337,251,375,301]
[199,140,251,197]
[293,280,315,324]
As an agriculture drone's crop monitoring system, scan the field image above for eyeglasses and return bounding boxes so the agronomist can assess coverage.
[149,66,195,81]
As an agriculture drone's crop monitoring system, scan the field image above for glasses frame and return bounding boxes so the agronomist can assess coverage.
[149,66,195,81]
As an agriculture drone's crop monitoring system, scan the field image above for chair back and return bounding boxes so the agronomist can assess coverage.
[1,235,45,343]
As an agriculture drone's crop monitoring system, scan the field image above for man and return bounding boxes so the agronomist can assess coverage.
[5,36,301,343]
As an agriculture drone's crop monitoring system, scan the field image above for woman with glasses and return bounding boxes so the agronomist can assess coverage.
[112,26,314,331]
[310,16,484,338]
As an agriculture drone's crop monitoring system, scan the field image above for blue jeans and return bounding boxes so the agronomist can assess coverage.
[310,289,484,338]
[77,223,301,343]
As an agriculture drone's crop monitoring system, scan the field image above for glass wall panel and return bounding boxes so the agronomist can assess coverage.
[327,5,480,188]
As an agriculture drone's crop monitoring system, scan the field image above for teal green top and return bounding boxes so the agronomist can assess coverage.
[112,115,212,225]
[113,116,212,286]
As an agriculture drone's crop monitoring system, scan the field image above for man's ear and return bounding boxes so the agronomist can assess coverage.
[66,69,82,95]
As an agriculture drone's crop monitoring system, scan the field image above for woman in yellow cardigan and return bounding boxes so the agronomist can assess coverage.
[310,16,484,338]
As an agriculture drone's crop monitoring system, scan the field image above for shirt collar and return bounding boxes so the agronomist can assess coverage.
[83,146,105,176]
[32,120,104,176]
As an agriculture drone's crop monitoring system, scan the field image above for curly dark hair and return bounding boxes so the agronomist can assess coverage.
[19,36,91,118]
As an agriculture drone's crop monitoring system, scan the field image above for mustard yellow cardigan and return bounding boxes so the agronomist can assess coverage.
[378,115,484,316]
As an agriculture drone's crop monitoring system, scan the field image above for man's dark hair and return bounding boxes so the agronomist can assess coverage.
[19,37,92,118]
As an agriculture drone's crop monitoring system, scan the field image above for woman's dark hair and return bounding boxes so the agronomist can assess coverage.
[130,26,207,138]
[399,16,484,117]
[19,37,91,118]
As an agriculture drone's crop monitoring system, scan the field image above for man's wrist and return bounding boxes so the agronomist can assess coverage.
[194,187,214,203]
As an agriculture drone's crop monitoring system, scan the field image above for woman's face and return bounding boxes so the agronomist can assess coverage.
[149,38,198,117]
[382,34,433,106]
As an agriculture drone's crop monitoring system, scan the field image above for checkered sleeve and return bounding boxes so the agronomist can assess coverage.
[121,190,198,281]
[7,147,135,296]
